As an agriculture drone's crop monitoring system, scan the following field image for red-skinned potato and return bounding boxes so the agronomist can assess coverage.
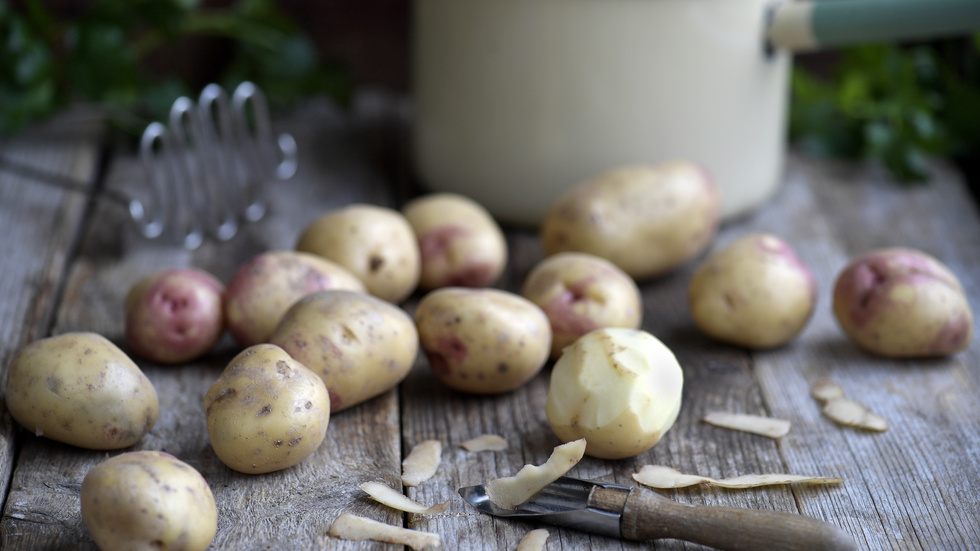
[541,161,720,280]
[522,252,642,358]
[688,233,817,349]
[832,248,973,357]
[125,268,225,364]
[402,193,508,290]
[224,250,366,348]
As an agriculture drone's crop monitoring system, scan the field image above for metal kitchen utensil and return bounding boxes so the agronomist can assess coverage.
[459,476,857,551]
[136,81,297,249]
[0,81,297,249]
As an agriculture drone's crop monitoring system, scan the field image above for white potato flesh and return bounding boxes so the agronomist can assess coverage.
[546,328,683,459]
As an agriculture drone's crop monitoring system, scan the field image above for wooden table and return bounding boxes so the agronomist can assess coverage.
[1,92,978,550]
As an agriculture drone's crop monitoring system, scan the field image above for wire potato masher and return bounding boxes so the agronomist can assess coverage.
[134,81,298,249]
[0,81,297,250]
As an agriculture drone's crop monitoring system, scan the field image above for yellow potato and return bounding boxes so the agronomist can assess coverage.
[402,192,508,290]
[296,204,421,303]
[204,344,331,474]
[541,161,719,280]
[5,332,158,450]
[546,328,683,459]
[688,233,817,349]
[81,451,216,551]
[414,287,551,394]
[522,252,642,358]
[224,250,366,348]
[269,290,419,412]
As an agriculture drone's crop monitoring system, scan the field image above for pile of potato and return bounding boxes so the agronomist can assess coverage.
[3,160,974,550]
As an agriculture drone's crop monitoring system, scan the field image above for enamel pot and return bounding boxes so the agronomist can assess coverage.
[411,0,980,226]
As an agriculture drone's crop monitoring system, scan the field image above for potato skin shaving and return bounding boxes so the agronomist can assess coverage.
[632,465,844,489]
[485,438,586,510]
[702,411,791,438]
[328,513,442,549]
[517,528,550,551]
[359,481,450,514]
[403,440,443,487]
[459,434,509,452]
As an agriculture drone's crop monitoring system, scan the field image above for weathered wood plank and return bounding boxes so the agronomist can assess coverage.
[754,155,980,551]
[0,96,407,550]
[0,109,103,518]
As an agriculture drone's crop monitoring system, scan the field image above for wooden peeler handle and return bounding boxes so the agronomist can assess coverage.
[618,486,857,551]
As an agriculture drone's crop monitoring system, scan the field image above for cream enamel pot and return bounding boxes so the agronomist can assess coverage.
[411,0,980,227]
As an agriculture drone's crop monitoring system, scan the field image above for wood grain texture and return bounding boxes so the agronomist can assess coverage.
[1,94,978,550]
[0,109,103,518]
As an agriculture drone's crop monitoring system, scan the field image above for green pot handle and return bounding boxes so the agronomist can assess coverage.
[767,0,980,52]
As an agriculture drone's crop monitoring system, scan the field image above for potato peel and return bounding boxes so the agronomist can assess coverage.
[823,397,888,432]
[517,528,550,551]
[811,379,888,432]
[484,438,587,510]
[402,440,442,487]
[811,379,846,402]
[702,411,791,438]
[359,481,450,515]
[459,434,509,452]
[328,512,441,549]
[632,465,844,489]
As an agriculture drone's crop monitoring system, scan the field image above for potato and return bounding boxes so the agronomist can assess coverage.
[269,290,418,412]
[81,451,217,551]
[296,204,421,303]
[402,193,508,290]
[125,267,225,364]
[5,332,158,450]
[414,287,551,394]
[224,250,366,348]
[832,248,973,357]
[541,161,719,280]
[521,252,642,358]
[204,344,330,473]
[546,328,683,459]
[687,233,817,349]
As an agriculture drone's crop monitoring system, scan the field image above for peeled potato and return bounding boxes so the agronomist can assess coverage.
[546,328,683,459]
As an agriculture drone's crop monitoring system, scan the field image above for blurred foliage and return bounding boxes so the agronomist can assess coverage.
[0,0,352,137]
[790,35,980,182]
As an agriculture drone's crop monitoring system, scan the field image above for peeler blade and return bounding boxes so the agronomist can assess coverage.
[458,476,626,539]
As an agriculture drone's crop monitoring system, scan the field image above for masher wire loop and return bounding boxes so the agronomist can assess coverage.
[135,81,297,249]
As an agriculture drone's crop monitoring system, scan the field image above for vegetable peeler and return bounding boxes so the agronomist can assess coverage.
[458,476,857,551]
